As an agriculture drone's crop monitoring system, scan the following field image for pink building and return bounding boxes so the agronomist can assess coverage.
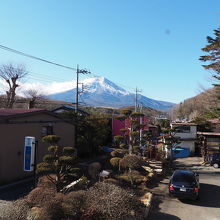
[112,116,150,137]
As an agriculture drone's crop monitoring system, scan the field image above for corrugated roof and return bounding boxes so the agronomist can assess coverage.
[0,108,43,116]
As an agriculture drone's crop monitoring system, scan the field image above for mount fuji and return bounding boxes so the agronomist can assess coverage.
[48,77,175,110]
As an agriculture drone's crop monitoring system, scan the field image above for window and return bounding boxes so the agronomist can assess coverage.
[175,126,190,133]
[42,126,53,136]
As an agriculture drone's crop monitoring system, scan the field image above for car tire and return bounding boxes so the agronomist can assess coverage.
[213,163,219,168]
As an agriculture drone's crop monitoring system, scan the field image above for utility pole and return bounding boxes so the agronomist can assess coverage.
[75,65,91,113]
[74,65,90,149]
[135,87,142,112]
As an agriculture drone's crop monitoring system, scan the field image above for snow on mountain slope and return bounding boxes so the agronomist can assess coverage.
[48,76,175,110]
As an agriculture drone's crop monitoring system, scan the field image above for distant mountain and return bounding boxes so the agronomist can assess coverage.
[48,77,175,111]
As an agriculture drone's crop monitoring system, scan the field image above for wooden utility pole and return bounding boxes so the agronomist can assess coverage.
[74,65,90,149]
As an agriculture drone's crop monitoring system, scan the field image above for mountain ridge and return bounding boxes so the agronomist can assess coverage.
[48,77,175,111]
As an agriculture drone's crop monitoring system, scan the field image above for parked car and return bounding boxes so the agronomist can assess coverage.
[169,170,200,200]
[209,153,220,168]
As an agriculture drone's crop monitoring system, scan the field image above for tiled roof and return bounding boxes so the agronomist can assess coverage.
[0,108,43,116]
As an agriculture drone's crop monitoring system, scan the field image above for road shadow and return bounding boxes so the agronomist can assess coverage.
[0,181,33,201]
[148,212,181,220]
[179,183,220,208]
[149,194,181,220]
[149,196,181,220]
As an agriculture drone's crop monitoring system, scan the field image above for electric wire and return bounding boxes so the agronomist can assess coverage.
[0,44,77,71]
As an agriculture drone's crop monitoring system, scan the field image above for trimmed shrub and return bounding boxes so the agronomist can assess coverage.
[110,157,121,170]
[133,146,141,154]
[88,162,101,180]
[26,187,56,206]
[103,178,120,186]
[120,154,144,170]
[0,199,31,220]
[74,176,89,190]
[84,182,145,220]
[110,150,123,158]
[62,190,86,218]
[38,200,64,220]
[37,176,56,189]
[63,146,76,155]
[42,135,60,144]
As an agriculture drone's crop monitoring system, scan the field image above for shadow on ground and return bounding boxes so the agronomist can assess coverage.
[179,183,220,208]
[148,195,181,220]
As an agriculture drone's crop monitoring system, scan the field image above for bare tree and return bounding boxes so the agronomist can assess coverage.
[24,88,45,109]
[0,63,27,108]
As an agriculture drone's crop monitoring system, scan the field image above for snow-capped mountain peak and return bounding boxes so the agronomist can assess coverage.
[48,76,175,110]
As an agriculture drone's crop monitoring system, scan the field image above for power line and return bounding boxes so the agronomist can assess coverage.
[0,44,76,71]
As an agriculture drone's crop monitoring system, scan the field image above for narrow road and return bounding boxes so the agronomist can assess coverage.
[0,178,34,201]
[148,157,220,220]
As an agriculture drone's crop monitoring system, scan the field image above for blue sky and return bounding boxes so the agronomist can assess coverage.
[0,0,220,103]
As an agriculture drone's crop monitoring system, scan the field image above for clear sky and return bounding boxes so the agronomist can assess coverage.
[0,0,220,103]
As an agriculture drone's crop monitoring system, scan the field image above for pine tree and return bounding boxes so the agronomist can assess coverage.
[200,27,220,117]
[37,135,79,192]
[200,28,220,79]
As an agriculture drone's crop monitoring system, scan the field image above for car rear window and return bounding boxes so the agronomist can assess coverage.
[173,172,195,183]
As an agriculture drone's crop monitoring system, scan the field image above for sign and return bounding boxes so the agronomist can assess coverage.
[24,136,35,171]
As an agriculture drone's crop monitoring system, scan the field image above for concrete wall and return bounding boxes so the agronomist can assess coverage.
[178,141,195,154]
[174,125,197,140]
[0,113,75,183]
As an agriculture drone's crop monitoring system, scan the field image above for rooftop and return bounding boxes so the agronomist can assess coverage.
[171,122,197,126]
[0,108,43,116]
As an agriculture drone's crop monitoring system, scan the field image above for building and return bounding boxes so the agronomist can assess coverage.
[0,109,75,183]
[112,115,150,145]
[171,122,197,154]
[52,105,89,116]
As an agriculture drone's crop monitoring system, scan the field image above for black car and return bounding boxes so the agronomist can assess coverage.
[209,153,220,168]
[169,170,199,200]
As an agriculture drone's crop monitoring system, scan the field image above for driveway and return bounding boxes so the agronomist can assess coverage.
[148,157,220,220]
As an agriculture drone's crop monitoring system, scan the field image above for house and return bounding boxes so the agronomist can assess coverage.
[170,122,197,154]
[197,119,220,155]
[0,108,75,183]
[52,105,89,116]
[112,115,150,144]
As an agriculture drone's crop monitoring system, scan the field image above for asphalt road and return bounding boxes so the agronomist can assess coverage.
[148,157,220,220]
[0,178,34,200]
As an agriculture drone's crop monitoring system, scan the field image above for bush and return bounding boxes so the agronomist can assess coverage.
[74,176,89,190]
[63,146,76,155]
[103,178,120,186]
[110,157,121,170]
[42,135,60,144]
[133,146,141,154]
[37,176,56,189]
[117,170,146,186]
[84,182,145,220]
[26,187,56,206]
[0,199,31,220]
[110,150,123,158]
[38,200,64,220]
[88,162,101,180]
[120,154,144,170]
[62,190,86,218]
